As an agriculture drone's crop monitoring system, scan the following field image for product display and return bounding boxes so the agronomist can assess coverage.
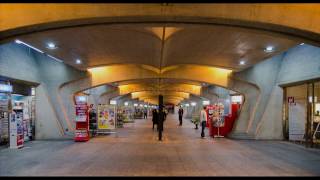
[10,103,24,149]
[134,107,144,119]
[0,98,9,145]
[119,106,134,123]
[89,108,97,137]
[206,103,225,138]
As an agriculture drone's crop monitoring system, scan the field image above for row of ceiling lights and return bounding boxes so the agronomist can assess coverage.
[17,40,305,67]
[46,42,82,65]
[238,43,305,66]
[238,45,275,66]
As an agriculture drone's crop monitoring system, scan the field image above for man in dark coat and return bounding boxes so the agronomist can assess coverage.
[178,106,184,126]
[152,108,158,130]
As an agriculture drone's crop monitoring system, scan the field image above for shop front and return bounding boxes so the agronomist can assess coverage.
[283,81,320,147]
[0,79,36,148]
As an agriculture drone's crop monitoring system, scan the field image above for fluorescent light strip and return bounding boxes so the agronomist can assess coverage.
[47,54,63,63]
[15,39,63,63]
[15,39,44,54]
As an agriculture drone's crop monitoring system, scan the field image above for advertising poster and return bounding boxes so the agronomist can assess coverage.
[75,104,88,122]
[98,105,116,130]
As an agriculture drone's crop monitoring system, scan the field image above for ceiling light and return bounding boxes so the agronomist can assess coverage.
[14,39,44,53]
[239,60,245,65]
[202,100,210,105]
[76,59,82,64]
[47,42,57,49]
[264,46,274,53]
[300,43,305,45]
[47,54,63,63]
[110,100,117,105]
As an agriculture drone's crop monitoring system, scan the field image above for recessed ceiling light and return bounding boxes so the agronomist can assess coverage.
[264,46,274,53]
[300,43,305,45]
[239,60,245,65]
[47,42,57,49]
[76,59,82,64]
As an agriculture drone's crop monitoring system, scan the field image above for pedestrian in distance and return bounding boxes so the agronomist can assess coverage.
[152,108,158,130]
[143,108,148,119]
[178,106,184,126]
[200,106,208,138]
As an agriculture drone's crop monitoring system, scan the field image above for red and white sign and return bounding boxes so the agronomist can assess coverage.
[75,104,88,122]
[74,96,89,142]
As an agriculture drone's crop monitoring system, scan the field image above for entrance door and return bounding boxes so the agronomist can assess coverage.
[286,84,307,142]
[312,82,320,144]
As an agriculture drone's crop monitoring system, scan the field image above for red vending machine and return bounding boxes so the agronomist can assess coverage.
[206,105,215,137]
[74,95,89,142]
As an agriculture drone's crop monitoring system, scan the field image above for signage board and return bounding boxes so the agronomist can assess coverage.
[98,105,116,130]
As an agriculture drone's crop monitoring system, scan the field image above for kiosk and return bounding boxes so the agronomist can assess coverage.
[74,95,89,142]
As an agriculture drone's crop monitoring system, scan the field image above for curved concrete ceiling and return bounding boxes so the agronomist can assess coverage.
[1,4,320,44]
[13,23,298,71]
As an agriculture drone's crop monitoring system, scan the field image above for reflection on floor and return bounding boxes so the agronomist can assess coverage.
[1,113,320,176]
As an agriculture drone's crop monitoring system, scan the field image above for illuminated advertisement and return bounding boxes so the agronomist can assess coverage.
[98,105,116,130]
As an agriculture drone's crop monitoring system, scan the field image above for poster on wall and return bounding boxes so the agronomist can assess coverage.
[289,100,305,141]
[98,105,116,130]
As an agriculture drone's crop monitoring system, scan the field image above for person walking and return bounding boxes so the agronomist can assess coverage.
[152,108,158,130]
[200,106,208,138]
[178,106,184,126]
[163,108,168,121]
[143,108,148,119]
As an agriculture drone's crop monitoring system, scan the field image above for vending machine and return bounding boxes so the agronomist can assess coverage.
[10,105,24,149]
[74,95,89,142]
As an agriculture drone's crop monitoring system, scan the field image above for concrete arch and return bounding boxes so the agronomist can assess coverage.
[57,64,260,139]
[1,4,320,45]
[118,83,202,96]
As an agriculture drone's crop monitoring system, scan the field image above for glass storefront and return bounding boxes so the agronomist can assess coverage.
[284,81,320,147]
[0,79,36,147]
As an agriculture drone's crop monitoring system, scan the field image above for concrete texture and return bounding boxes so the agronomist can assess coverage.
[0,42,87,139]
[1,4,320,45]
[1,114,320,176]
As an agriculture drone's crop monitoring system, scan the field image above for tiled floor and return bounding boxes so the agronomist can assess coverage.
[1,114,320,176]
